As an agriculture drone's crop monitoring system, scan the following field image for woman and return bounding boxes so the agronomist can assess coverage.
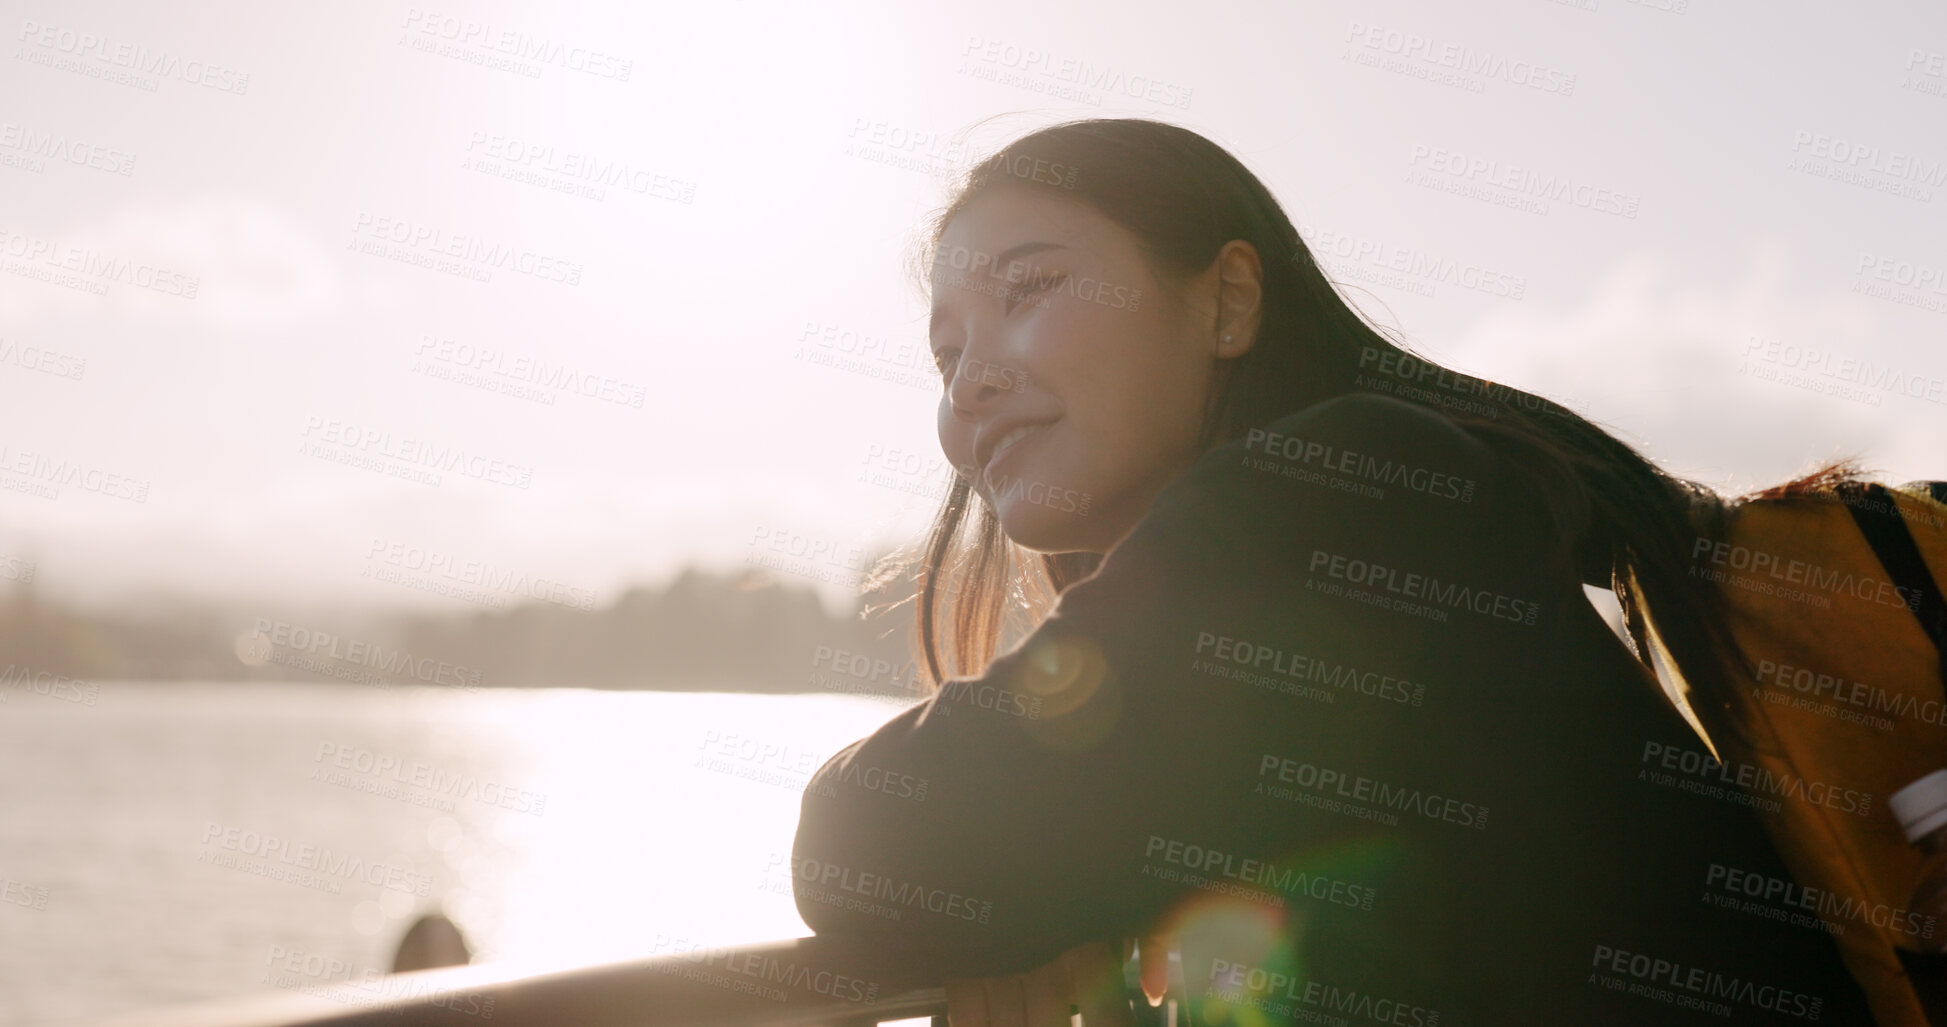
[790,118,1877,1025]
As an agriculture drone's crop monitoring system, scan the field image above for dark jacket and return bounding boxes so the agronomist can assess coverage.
[791,393,1877,1025]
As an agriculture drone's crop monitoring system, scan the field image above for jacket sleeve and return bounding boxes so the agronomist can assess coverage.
[788,392,1549,984]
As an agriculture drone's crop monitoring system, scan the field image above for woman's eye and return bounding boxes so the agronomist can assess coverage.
[1004,272,1066,314]
[933,348,959,377]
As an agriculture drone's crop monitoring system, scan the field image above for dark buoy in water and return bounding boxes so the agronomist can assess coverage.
[391,911,472,972]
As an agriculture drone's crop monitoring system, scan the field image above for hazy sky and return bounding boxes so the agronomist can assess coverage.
[2,0,1943,617]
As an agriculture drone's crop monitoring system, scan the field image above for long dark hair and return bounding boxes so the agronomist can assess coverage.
[860,116,1852,753]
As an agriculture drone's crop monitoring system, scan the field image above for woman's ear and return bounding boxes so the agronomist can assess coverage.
[1214,239,1263,359]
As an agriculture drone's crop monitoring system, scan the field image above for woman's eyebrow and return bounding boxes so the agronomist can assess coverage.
[929,241,1069,342]
[994,240,1066,265]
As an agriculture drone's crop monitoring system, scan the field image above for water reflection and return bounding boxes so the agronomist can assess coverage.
[0,681,907,1025]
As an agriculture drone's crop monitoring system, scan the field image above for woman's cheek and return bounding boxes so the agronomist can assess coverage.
[936,408,972,474]
[1052,433,1108,506]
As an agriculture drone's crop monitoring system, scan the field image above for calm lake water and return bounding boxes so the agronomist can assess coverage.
[0,680,914,1026]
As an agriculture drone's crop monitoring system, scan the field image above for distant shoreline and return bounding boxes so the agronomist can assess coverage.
[24,677,927,699]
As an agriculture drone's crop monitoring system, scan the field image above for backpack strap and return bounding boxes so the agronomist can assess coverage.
[1837,481,1947,686]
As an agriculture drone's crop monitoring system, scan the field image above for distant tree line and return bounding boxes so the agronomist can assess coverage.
[0,563,926,695]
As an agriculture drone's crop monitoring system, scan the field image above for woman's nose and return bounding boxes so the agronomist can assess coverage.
[946,357,1006,420]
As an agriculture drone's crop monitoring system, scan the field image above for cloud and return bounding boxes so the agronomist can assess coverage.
[0,193,341,329]
[1440,245,1938,491]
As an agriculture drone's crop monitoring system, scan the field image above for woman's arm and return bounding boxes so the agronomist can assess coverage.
[789,392,1542,985]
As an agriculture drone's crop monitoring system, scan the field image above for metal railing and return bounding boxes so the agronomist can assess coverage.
[70,936,953,1027]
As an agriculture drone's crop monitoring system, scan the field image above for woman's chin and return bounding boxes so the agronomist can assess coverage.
[994,503,1100,555]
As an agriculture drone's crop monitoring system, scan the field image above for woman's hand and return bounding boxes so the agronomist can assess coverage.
[944,934,1174,1027]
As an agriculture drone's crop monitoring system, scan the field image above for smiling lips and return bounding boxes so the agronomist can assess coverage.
[982,421,1051,479]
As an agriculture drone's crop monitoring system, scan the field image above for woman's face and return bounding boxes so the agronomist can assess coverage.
[929,186,1253,555]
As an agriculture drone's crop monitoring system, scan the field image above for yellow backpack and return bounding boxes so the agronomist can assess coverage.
[1643,478,1947,1026]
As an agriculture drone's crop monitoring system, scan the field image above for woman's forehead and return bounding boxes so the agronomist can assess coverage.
[934,189,1115,266]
